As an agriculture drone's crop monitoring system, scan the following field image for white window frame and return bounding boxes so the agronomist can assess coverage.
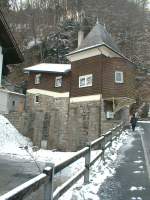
[35,74,41,84]
[79,74,93,88]
[34,95,40,104]
[115,71,124,83]
[55,76,62,87]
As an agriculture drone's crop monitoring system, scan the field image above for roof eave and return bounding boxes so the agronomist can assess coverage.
[67,43,136,66]
[103,44,136,66]
[66,43,104,57]
[24,69,71,74]
[0,9,24,64]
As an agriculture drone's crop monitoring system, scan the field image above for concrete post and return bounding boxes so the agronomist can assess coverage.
[0,46,3,87]
[84,143,91,184]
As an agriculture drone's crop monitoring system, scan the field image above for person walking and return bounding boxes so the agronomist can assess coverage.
[130,113,138,131]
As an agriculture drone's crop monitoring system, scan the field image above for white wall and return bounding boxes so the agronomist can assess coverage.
[0,91,9,114]
[0,46,3,87]
[0,89,25,114]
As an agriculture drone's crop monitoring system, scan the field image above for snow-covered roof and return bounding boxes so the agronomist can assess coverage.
[24,63,71,74]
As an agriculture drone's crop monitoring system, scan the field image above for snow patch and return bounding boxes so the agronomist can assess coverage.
[0,115,32,156]
[130,186,146,191]
[27,39,42,49]
[133,160,143,164]
[133,171,144,174]
[138,156,142,159]
[138,121,150,123]
[138,166,144,169]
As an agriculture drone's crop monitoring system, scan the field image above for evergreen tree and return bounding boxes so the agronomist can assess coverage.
[41,19,80,63]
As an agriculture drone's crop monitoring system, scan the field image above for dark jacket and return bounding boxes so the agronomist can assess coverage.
[130,116,137,126]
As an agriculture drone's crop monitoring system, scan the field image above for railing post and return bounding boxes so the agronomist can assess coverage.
[101,135,106,163]
[84,143,91,184]
[43,164,55,200]
[116,124,122,138]
[119,124,123,136]
[110,131,113,145]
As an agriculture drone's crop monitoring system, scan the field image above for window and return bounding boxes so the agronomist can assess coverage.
[35,74,41,84]
[55,76,62,87]
[35,95,40,103]
[12,101,15,106]
[79,74,93,88]
[115,71,124,83]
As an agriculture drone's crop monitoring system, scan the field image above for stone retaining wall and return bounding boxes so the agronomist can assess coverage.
[4,93,122,151]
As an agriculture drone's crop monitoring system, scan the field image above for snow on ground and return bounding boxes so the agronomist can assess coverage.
[0,115,31,155]
[131,198,142,200]
[59,130,134,200]
[138,120,150,123]
[0,114,76,165]
[0,114,136,200]
[130,186,146,191]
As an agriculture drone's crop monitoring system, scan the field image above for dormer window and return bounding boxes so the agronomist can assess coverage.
[115,71,124,83]
[55,76,62,87]
[35,74,41,84]
[79,74,93,88]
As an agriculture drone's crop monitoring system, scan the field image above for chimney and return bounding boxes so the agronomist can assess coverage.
[0,46,3,87]
[78,30,84,47]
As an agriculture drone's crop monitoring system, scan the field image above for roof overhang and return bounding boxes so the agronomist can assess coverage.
[67,43,135,66]
[24,69,71,74]
[24,63,71,74]
[0,9,23,64]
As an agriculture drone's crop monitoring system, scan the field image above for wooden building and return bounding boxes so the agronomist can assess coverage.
[24,63,71,93]
[25,21,136,119]
[23,21,137,150]
[0,8,23,85]
[0,9,24,114]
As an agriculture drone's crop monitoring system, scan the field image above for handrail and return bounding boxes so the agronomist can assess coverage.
[0,173,48,200]
[55,147,89,174]
[0,123,123,200]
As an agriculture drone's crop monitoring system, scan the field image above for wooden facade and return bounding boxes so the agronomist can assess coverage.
[27,72,70,93]
[102,57,136,99]
[70,55,136,99]
[26,22,136,103]
[26,55,136,100]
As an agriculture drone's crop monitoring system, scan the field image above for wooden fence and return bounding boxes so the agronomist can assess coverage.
[0,123,123,200]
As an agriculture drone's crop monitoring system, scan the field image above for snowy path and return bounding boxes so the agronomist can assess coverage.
[1,115,148,200]
[98,126,150,200]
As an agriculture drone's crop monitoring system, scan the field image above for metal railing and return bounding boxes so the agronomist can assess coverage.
[0,123,123,200]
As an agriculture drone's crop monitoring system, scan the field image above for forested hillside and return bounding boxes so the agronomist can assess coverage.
[1,0,150,85]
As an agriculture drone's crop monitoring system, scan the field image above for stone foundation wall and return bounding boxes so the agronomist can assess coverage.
[25,93,103,151]
[48,97,70,150]
[67,101,101,151]
[4,111,35,139]
[4,93,124,151]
